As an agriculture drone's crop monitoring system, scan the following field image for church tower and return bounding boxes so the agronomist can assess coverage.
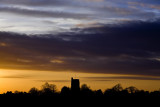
[71,77,80,94]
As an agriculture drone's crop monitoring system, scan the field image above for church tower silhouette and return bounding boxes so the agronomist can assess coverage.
[71,77,80,94]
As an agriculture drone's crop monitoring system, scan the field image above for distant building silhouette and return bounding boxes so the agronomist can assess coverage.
[71,77,80,94]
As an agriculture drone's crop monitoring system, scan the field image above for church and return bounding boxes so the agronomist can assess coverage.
[71,77,80,93]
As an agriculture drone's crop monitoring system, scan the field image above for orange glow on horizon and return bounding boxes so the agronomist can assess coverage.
[0,69,160,94]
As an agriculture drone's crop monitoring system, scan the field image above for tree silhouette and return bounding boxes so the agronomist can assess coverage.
[80,84,93,96]
[81,84,90,90]
[29,87,39,96]
[125,86,139,94]
[41,82,57,95]
[112,84,123,92]
[61,86,71,96]
[94,89,103,96]
[104,84,124,96]
[0,82,160,98]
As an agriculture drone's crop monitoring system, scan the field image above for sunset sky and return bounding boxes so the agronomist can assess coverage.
[0,0,160,93]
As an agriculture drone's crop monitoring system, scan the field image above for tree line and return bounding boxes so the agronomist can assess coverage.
[0,82,160,97]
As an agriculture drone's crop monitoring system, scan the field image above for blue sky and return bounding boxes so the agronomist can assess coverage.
[0,0,160,34]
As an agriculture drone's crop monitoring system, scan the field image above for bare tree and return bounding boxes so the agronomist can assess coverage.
[112,84,123,92]
[81,84,90,91]
[125,86,138,93]
[29,87,39,95]
[41,82,57,94]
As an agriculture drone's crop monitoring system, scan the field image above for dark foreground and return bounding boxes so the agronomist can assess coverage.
[0,93,160,106]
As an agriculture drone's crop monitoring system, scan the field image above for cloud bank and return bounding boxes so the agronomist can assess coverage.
[0,19,160,76]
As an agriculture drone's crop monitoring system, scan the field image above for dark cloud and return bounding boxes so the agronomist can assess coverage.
[0,75,31,78]
[0,19,160,76]
[0,0,68,6]
[36,80,70,82]
[82,76,160,81]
